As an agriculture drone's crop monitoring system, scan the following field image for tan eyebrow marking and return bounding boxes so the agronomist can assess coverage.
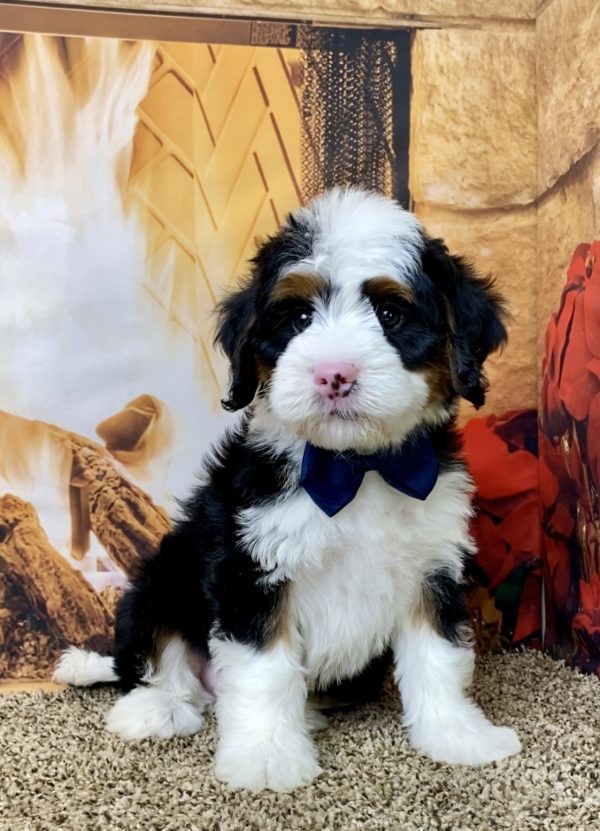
[270,272,328,303]
[362,276,414,303]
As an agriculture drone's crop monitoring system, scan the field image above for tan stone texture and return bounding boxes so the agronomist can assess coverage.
[537,0,600,194]
[16,0,537,24]
[415,203,538,418]
[537,147,600,361]
[410,30,536,210]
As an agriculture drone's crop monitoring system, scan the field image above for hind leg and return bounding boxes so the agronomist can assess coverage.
[106,635,213,741]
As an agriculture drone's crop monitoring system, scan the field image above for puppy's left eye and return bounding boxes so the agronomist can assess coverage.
[375,302,404,331]
[292,307,313,333]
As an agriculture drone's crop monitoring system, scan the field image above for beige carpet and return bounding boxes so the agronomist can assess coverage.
[1,651,599,831]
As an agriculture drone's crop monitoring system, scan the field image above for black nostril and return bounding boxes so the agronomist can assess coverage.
[331,380,340,391]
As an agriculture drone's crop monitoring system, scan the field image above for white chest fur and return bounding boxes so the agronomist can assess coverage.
[237,468,474,687]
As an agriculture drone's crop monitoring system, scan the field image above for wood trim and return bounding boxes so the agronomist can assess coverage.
[2,1,535,39]
[0,679,65,693]
[0,3,262,43]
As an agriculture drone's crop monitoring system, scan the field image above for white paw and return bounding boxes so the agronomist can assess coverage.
[106,687,205,740]
[53,647,117,686]
[214,734,321,792]
[305,705,329,733]
[411,715,521,766]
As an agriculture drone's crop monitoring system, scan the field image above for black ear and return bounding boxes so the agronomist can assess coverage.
[422,237,508,409]
[214,281,259,412]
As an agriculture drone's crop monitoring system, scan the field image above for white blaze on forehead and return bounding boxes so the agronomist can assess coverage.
[284,188,424,288]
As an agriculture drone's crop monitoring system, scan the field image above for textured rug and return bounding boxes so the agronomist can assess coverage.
[1,651,599,831]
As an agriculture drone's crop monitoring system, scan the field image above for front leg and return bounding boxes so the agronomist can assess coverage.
[394,569,521,766]
[209,635,321,792]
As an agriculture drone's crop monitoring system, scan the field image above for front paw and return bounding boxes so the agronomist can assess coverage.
[411,714,521,766]
[214,733,321,792]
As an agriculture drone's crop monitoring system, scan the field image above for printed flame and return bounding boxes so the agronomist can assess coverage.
[0,35,227,588]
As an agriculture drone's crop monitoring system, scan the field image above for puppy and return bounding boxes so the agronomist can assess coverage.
[55,188,521,791]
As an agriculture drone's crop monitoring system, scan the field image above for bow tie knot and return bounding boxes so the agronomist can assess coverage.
[299,434,440,517]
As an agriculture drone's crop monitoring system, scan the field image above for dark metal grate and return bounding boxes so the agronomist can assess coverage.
[299,27,411,206]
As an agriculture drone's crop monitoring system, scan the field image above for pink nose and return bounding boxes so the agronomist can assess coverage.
[313,361,358,399]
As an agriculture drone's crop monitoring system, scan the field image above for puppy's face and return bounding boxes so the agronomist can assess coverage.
[216,189,507,452]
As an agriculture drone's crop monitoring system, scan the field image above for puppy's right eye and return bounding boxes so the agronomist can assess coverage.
[266,299,314,335]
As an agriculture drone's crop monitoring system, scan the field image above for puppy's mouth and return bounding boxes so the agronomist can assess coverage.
[319,386,361,418]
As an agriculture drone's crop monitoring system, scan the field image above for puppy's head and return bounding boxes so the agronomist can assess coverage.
[216,188,507,452]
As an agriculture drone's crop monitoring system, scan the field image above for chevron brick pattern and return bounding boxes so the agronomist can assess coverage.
[127,42,302,396]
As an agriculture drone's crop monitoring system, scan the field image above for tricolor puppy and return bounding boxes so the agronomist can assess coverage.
[55,188,521,791]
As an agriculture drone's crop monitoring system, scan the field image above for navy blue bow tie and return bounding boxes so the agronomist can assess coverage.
[299,433,440,517]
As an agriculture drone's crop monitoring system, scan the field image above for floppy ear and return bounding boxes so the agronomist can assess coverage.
[422,237,508,409]
[214,281,259,412]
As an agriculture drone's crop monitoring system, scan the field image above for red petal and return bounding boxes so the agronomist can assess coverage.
[587,393,600,492]
[567,243,590,285]
[538,457,559,508]
[553,289,578,364]
[584,272,600,357]
[548,500,575,539]
[572,612,600,636]
[541,375,569,436]
[463,418,537,500]
[492,409,537,452]
[588,240,600,265]
[476,491,537,521]
[587,357,600,379]
[489,549,524,592]
[559,292,599,420]
[497,494,540,554]
[584,573,600,609]
[513,570,543,643]
[543,534,571,609]
[472,513,508,586]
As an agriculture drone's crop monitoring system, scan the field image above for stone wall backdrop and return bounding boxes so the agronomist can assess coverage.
[410,26,537,421]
